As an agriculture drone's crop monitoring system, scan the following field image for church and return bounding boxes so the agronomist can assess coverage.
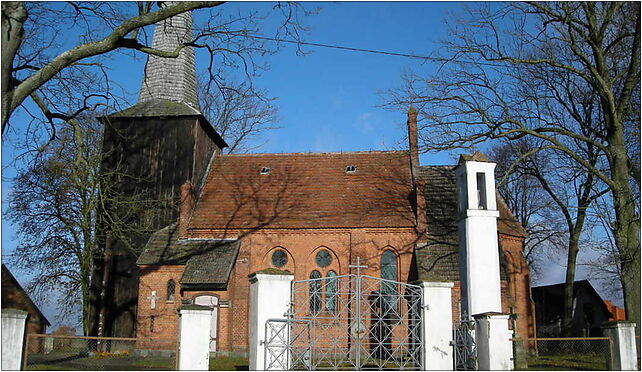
[100,9,536,354]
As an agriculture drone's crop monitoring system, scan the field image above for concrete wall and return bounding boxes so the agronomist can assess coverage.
[420,282,454,370]
[2,309,27,370]
[178,306,212,370]
[248,272,293,370]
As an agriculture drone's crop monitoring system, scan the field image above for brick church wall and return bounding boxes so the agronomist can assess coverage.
[138,227,532,352]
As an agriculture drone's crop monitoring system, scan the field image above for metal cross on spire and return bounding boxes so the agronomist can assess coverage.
[349,256,368,277]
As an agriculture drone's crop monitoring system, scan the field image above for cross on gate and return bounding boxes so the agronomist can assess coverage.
[147,290,160,309]
[349,256,368,276]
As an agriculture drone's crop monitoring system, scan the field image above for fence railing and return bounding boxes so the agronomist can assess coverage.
[23,334,178,370]
[512,337,612,370]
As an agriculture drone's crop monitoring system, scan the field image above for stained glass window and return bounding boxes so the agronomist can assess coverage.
[315,250,331,268]
[309,270,321,313]
[325,270,337,312]
[381,250,398,313]
[167,279,175,302]
[271,250,288,268]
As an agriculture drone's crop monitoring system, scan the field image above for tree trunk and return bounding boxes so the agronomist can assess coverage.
[607,117,641,337]
[97,231,113,344]
[612,183,641,336]
[561,233,580,336]
[1,2,26,133]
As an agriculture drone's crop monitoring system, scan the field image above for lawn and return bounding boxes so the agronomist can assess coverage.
[209,356,249,370]
[515,352,610,370]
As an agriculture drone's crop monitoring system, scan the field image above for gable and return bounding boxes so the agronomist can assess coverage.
[188,151,416,230]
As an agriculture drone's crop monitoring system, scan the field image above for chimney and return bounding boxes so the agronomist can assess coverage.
[407,107,426,238]
[179,181,195,237]
[407,107,419,175]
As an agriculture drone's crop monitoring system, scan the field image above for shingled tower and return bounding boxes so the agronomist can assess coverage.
[138,1,199,109]
[89,5,227,338]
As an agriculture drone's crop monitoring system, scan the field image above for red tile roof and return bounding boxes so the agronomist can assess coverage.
[188,151,416,230]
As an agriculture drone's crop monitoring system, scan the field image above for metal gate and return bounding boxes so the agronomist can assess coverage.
[453,319,477,370]
[265,273,423,370]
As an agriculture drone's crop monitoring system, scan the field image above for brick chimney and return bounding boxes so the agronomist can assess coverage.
[179,181,195,237]
[407,106,419,175]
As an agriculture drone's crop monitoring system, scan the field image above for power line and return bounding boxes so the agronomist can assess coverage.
[234,33,506,68]
[235,33,441,61]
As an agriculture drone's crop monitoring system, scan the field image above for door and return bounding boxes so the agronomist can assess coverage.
[194,295,219,352]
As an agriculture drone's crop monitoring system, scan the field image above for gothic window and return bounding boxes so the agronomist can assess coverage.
[325,270,337,312]
[315,250,332,268]
[309,270,322,313]
[381,250,398,313]
[271,249,288,268]
[167,279,176,302]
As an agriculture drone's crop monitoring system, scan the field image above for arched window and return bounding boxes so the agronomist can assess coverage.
[309,270,321,313]
[325,271,337,312]
[167,279,176,302]
[381,250,398,313]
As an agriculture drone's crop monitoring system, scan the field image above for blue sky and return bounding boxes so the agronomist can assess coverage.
[1,2,621,329]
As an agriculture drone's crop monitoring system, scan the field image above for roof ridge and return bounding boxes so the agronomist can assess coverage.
[419,165,456,168]
[220,150,406,157]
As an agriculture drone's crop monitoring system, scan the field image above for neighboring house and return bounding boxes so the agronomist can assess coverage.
[532,280,614,337]
[98,9,537,354]
[604,300,626,321]
[1,264,50,336]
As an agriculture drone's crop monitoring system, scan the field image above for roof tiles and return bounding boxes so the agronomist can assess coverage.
[188,151,416,230]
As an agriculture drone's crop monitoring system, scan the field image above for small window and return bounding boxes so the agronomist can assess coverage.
[315,250,332,268]
[271,249,288,268]
[167,279,175,302]
[260,167,270,175]
[345,165,357,173]
[476,172,487,210]
[150,315,155,333]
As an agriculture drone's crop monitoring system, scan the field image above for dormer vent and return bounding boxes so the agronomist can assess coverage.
[260,167,270,175]
[345,165,357,173]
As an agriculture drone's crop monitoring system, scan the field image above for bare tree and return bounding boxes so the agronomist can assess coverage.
[2,1,312,146]
[492,138,607,336]
[6,116,166,334]
[384,2,640,333]
[491,141,567,280]
[198,74,279,154]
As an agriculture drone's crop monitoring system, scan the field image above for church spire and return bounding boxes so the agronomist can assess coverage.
[138,2,200,110]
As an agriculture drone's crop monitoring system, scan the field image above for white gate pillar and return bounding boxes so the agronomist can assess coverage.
[603,321,638,370]
[178,305,213,370]
[248,270,294,371]
[419,282,454,370]
[474,312,513,370]
[2,308,28,370]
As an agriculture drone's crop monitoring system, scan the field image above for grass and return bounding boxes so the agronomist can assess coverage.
[515,352,609,370]
[209,356,249,371]
[27,365,75,370]
[26,352,177,370]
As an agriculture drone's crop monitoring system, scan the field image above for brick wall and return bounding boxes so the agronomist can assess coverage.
[499,233,537,341]
[137,265,185,340]
[138,227,534,352]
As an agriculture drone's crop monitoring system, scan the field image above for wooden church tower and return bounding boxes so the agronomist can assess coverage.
[89,6,227,337]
